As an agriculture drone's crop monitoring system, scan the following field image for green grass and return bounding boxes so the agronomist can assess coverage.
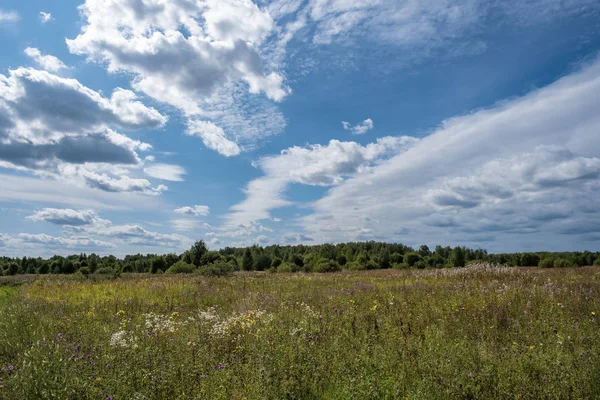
[0,265,599,399]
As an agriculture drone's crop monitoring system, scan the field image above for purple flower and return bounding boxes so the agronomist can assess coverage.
[216,365,226,371]
[467,373,473,378]
[106,363,111,368]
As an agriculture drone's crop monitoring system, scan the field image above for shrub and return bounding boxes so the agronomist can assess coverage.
[347,261,366,271]
[276,263,294,273]
[166,261,196,274]
[271,258,282,268]
[392,263,409,269]
[314,259,341,273]
[538,258,555,268]
[594,257,600,266]
[78,267,91,276]
[253,254,272,271]
[151,257,167,274]
[198,261,233,277]
[403,252,422,267]
[553,258,577,268]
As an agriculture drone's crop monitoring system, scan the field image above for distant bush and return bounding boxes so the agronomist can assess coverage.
[538,258,555,268]
[594,258,600,266]
[553,258,577,269]
[403,252,422,267]
[166,261,196,274]
[346,262,366,271]
[314,259,341,273]
[271,258,282,268]
[198,261,233,277]
[392,263,409,269]
[276,263,295,273]
[78,267,91,276]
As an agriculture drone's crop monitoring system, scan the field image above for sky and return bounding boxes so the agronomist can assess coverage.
[0,0,599,257]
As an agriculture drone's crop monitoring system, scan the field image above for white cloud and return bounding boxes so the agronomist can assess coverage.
[0,67,168,194]
[0,10,19,24]
[27,208,110,226]
[225,135,417,226]
[342,118,374,135]
[174,205,210,217]
[299,57,600,250]
[67,0,290,156]
[39,12,53,24]
[24,48,67,73]
[171,219,201,232]
[144,164,186,182]
[17,233,115,249]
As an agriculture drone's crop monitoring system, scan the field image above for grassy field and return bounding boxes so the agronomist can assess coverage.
[0,265,599,399]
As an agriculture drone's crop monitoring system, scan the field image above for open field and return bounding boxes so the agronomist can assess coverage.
[0,265,599,399]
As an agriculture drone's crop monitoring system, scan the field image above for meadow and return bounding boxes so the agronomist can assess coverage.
[0,265,599,399]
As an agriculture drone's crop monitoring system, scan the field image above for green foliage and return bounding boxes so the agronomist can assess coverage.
[539,258,555,268]
[553,258,577,268]
[276,263,295,273]
[197,261,233,277]
[95,267,115,275]
[166,261,196,274]
[403,252,422,267]
[313,259,341,273]
[271,258,282,269]
[151,256,167,274]
[7,262,19,276]
[78,267,91,276]
[450,246,466,268]
[242,248,253,271]
[594,257,600,266]
[253,254,272,272]
[188,240,208,267]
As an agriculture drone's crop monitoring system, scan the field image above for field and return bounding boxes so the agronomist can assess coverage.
[0,265,599,399]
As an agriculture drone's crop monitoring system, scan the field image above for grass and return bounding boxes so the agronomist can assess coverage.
[0,265,599,399]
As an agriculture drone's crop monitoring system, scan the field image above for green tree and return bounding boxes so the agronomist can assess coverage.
[151,256,167,274]
[242,248,253,271]
[403,252,422,267]
[189,240,208,267]
[449,247,466,268]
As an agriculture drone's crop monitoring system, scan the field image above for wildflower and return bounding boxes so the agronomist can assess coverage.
[115,310,126,317]
[216,365,226,371]
[171,311,180,318]
[529,345,535,350]
[592,312,596,316]
[110,331,138,348]
[86,311,94,318]
[467,373,473,378]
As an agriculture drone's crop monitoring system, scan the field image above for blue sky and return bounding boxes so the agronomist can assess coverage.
[0,0,599,257]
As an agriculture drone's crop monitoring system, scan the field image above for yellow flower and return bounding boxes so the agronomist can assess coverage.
[592,312,596,316]
[370,304,378,312]
[85,311,94,318]
[116,310,126,317]
[170,311,180,318]
[529,345,535,350]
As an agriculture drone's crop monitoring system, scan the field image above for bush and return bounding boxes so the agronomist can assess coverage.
[78,267,91,276]
[95,267,115,275]
[276,263,295,273]
[392,263,409,269]
[166,261,196,274]
[403,252,422,267]
[538,258,555,268]
[314,259,341,273]
[271,258,282,268]
[553,258,577,268]
[198,261,233,277]
[347,261,366,271]
[593,257,600,266]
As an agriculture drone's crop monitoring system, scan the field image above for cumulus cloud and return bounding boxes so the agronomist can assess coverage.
[174,205,210,217]
[342,118,373,135]
[39,12,53,24]
[144,164,186,182]
[27,208,110,226]
[226,135,417,226]
[0,67,168,194]
[299,57,600,250]
[18,233,115,249]
[67,0,290,156]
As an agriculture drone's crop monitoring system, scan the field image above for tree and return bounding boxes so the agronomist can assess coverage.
[253,254,272,271]
[242,248,253,271]
[7,262,19,276]
[403,252,422,267]
[449,247,466,268]
[419,245,431,257]
[151,256,167,274]
[189,240,208,267]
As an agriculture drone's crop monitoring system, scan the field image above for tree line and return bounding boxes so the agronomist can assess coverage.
[0,241,599,276]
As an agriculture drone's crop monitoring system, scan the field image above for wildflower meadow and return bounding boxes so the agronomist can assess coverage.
[0,264,599,399]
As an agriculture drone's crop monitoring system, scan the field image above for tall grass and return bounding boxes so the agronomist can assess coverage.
[0,265,599,399]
